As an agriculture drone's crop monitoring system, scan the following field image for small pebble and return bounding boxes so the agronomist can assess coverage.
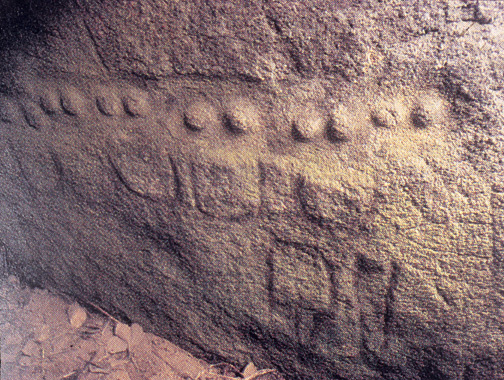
[68,302,87,329]
[243,362,258,378]
[114,322,131,342]
[129,323,144,347]
[107,336,128,354]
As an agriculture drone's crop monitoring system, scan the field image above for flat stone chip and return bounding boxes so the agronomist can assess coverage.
[68,302,87,329]
[107,336,129,354]
[114,322,131,342]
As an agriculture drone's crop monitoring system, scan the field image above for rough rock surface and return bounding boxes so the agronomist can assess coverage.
[2,1,504,379]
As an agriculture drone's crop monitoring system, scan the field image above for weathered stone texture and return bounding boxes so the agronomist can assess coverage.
[2,1,504,379]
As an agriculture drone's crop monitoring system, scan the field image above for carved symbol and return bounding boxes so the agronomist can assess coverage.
[184,100,219,132]
[291,103,326,141]
[223,98,260,134]
[192,161,260,219]
[109,136,176,202]
[122,89,149,117]
[60,86,86,116]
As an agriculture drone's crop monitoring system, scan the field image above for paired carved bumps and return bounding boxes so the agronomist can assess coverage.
[0,84,150,129]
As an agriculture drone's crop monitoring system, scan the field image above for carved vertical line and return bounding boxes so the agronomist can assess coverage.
[384,261,399,336]
[265,247,275,311]
[258,161,267,215]
[170,157,195,208]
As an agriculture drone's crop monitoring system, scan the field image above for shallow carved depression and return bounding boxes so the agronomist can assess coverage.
[1,1,504,379]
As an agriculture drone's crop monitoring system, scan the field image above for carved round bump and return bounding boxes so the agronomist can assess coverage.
[370,105,397,129]
[60,86,85,116]
[0,96,19,123]
[39,90,60,115]
[184,100,218,131]
[96,91,121,116]
[292,104,326,141]
[22,101,50,129]
[122,90,149,117]
[327,110,351,143]
[410,104,434,129]
[224,99,259,134]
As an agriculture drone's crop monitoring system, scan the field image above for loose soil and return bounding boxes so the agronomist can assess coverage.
[0,275,283,380]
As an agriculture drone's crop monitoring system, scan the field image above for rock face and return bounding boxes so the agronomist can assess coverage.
[2,1,504,379]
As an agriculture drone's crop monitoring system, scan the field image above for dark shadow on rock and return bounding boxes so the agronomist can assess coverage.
[0,0,71,51]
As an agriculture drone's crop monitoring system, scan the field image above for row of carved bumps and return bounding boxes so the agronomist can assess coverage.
[0,84,440,140]
[0,85,150,128]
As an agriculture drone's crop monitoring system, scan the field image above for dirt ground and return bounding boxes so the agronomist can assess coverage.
[0,275,283,380]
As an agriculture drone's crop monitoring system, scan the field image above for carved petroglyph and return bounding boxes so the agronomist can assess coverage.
[184,99,219,132]
[191,159,260,219]
[298,172,375,231]
[96,88,121,116]
[6,71,500,380]
[5,79,457,230]
[271,242,332,309]
[291,103,327,141]
[398,167,451,224]
[259,161,298,216]
[3,79,452,148]
[108,134,176,202]
[223,98,260,134]
[269,240,361,357]
[60,85,86,116]
[122,88,150,117]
